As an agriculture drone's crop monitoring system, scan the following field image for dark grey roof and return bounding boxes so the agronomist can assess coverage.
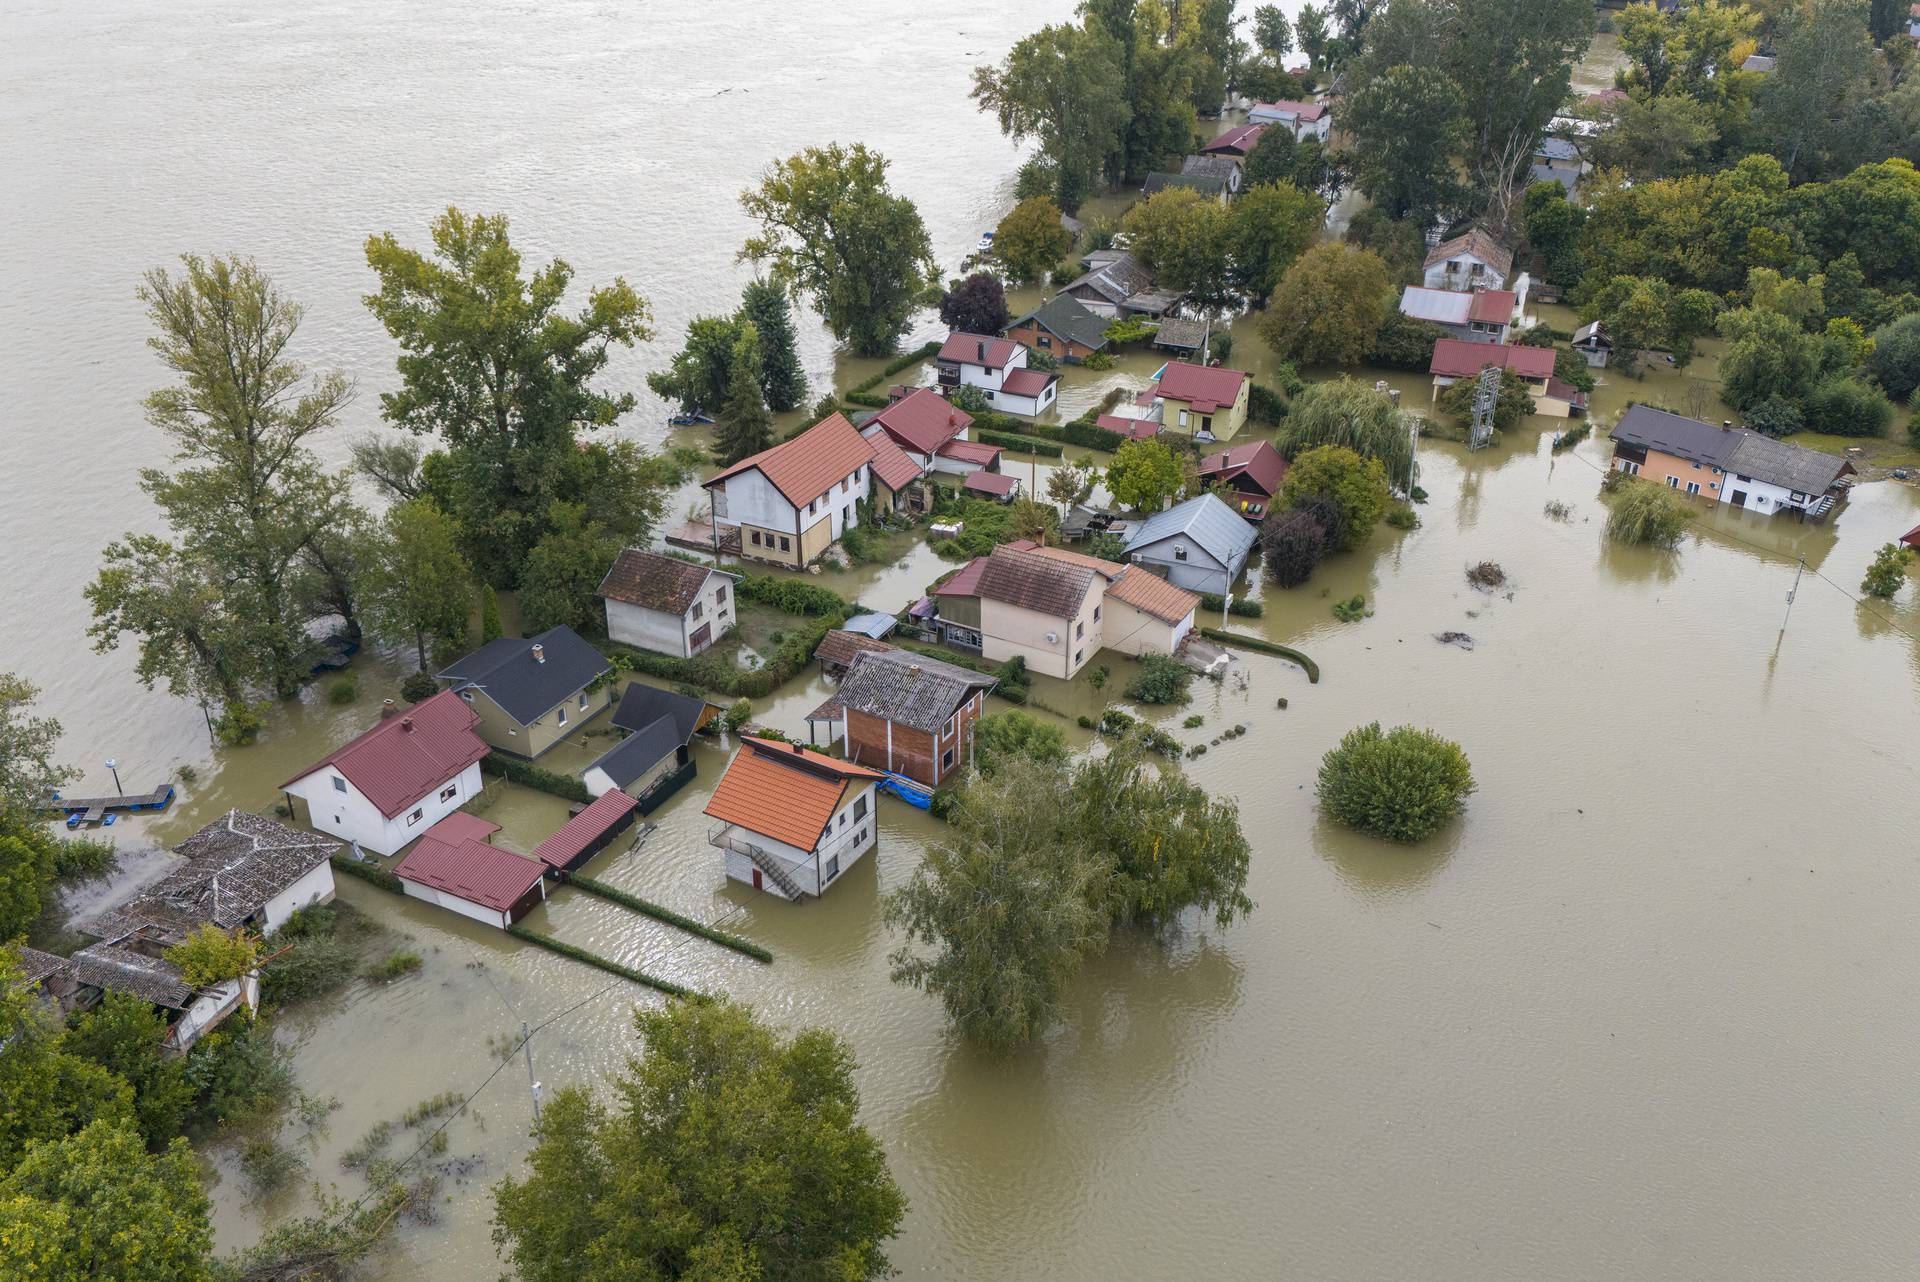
[438,626,610,726]
[1143,171,1226,198]
[68,943,193,1008]
[1610,406,1742,469]
[1181,153,1240,182]
[1009,293,1110,351]
[610,682,712,743]
[1535,136,1582,163]
[835,650,996,734]
[1530,163,1579,194]
[14,946,69,985]
[1723,433,1847,494]
[1153,316,1209,350]
[153,810,341,929]
[585,718,685,790]
[1066,252,1154,305]
[1122,494,1258,566]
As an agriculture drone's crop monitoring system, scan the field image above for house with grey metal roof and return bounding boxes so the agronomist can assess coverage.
[821,649,997,788]
[1060,250,1185,320]
[1608,405,1853,520]
[1121,494,1259,595]
[437,626,613,759]
[584,682,720,800]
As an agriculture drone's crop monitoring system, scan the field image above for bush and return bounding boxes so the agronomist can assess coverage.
[1605,476,1694,548]
[1331,595,1367,622]
[504,925,694,998]
[1317,722,1475,842]
[1869,313,1920,400]
[328,677,357,705]
[51,835,117,879]
[734,574,852,617]
[240,1138,304,1194]
[1199,628,1319,682]
[1861,543,1912,599]
[330,855,403,894]
[214,700,265,746]
[725,698,753,731]
[1260,507,1329,586]
[364,951,422,981]
[1124,654,1193,705]
[1197,592,1263,617]
[480,755,592,803]
[1248,382,1288,425]
[1745,395,1804,439]
[185,1013,293,1128]
[1368,310,1445,370]
[261,904,374,1005]
[1384,506,1418,529]
[1551,422,1591,451]
[569,876,772,961]
[972,710,1069,776]
[975,428,1064,457]
[399,671,438,704]
[1802,376,1894,438]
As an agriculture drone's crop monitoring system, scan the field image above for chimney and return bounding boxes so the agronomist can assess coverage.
[790,740,803,754]
[400,717,414,732]
[976,340,986,362]
[1721,420,1732,432]
[908,664,921,676]
[380,699,397,719]
[532,643,545,664]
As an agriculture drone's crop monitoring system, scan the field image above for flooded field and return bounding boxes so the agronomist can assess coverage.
[9,2,1920,1279]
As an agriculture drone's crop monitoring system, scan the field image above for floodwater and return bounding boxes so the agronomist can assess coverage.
[9,4,1920,1280]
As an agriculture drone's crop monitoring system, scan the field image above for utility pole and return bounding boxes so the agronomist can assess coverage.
[521,1021,541,1125]
[1780,556,1806,634]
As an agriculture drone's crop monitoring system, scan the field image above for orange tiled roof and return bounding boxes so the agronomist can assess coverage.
[1108,566,1201,624]
[1023,544,1125,579]
[705,414,875,508]
[703,737,885,851]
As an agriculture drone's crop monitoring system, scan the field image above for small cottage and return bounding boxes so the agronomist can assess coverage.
[1151,361,1251,440]
[1198,440,1288,521]
[822,649,996,789]
[704,738,887,900]
[1572,320,1612,368]
[1004,294,1112,364]
[1422,228,1514,291]
[814,628,895,679]
[582,682,717,800]
[936,332,1059,417]
[437,626,612,758]
[1122,494,1259,595]
[599,548,740,658]
[282,692,490,856]
[1060,250,1185,320]
[1199,121,1267,157]
[1399,285,1516,345]
[393,811,547,928]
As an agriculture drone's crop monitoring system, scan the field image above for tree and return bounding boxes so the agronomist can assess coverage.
[1862,543,1912,598]
[739,279,806,413]
[741,144,938,357]
[164,924,259,988]
[1253,4,1292,57]
[1605,475,1695,547]
[938,272,1011,335]
[646,315,740,416]
[1260,507,1330,586]
[1523,181,1586,284]
[1369,309,1446,371]
[1069,744,1253,934]
[947,384,992,414]
[0,1121,214,1282]
[1869,313,1920,399]
[492,998,905,1280]
[1275,377,1414,486]
[1589,94,1719,180]
[994,198,1073,283]
[0,674,72,819]
[87,535,256,725]
[1007,498,1062,546]
[716,323,774,465]
[1342,65,1465,223]
[64,993,194,1151]
[348,432,425,501]
[1296,3,1330,66]
[1229,181,1323,302]
[1259,243,1391,367]
[0,950,135,1172]
[971,710,1069,777]
[1437,369,1536,432]
[1581,275,1718,375]
[1276,445,1390,552]
[1120,187,1232,304]
[365,208,656,586]
[1802,375,1895,437]
[0,827,56,943]
[886,765,1109,1055]
[1755,0,1876,179]
[973,23,1131,210]
[1718,306,1822,410]
[1105,439,1186,513]
[519,504,618,634]
[363,499,472,670]
[480,584,503,643]
[1317,722,1475,843]
[1046,460,1097,509]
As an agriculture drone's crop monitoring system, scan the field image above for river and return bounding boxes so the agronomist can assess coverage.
[8,3,1920,1280]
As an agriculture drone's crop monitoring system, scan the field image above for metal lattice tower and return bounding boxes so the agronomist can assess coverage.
[1468,365,1501,452]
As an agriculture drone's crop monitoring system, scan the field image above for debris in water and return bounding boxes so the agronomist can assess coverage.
[1276,697,1289,710]
[1436,631,1475,650]
[1466,561,1507,589]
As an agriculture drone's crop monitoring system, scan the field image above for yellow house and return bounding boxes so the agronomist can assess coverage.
[435,626,612,760]
[702,414,876,567]
[1151,361,1251,440]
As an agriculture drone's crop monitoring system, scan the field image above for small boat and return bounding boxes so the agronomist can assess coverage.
[669,408,716,427]
[975,231,994,254]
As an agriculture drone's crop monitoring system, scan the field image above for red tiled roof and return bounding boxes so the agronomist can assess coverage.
[532,790,638,871]
[937,438,1003,465]
[1201,122,1267,154]
[1900,524,1920,550]
[1155,361,1248,414]
[706,413,875,508]
[283,691,489,819]
[1107,565,1201,625]
[1429,338,1556,380]
[1098,413,1164,440]
[1199,440,1287,497]
[815,629,894,669]
[938,332,1020,370]
[394,814,542,913]
[1257,99,1326,121]
[1000,368,1058,398]
[964,471,1018,497]
[704,737,884,852]
[976,545,1097,618]
[869,387,972,455]
[864,429,924,494]
[1467,290,1516,324]
[933,556,990,598]
[1585,88,1628,106]
[1545,378,1589,408]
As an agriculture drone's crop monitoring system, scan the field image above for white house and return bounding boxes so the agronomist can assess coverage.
[281,691,489,857]
[935,332,1059,416]
[1422,227,1514,291]
[1120,494,1260,596]
[703,412,875,567]
[1248,99,1331,142]
[393,811,547,929]
[1399,285,1518,344]
[599,548,740,657]
[704,737,886,900]
[861,387,1003,478]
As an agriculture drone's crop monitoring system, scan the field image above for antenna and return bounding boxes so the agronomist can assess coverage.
[1468,365,1500,452]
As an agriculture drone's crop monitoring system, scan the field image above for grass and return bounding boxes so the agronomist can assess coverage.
[340,1120,394,1172]
[401,1091,466,1128]
[1783,428,1920,471]
[364,951,422,981]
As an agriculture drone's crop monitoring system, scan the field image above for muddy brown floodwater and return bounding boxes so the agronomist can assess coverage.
[9,4,1920,1280]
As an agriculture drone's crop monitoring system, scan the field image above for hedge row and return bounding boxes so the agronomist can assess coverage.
[505,925,696,998]
[330,855,403,895]
[1200,628,1320,683]
[1249,383,1287,426]
[843,340,941,408]
[976,429,1064,457]
[735,574,854,617]
[480,756,592,804]
[570,875,773,963]
[1198,593,1265,618]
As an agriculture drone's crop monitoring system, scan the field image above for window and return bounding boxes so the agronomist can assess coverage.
[1201,416,1212,432]
[1692,461,1700,470]
[459,689,474,703]
[332,776,347,794]
[853,794,868,821]
[825,855,840,882]
[1178,409,1189,427]
[841,478,850,493]
[715,584,728,605]
[1076,620,1084,639]
[407,808,423,827]
[779,536,791,552]
[1619,460,1640,476]
[1666,476,1679,488]
[1174,545,1188,561]
[942,747,955,770]
[1686,482,1701,495]
[1074,648,1084,665]
[578,692,589,710]
[440,783,458,802]
[842,506,851,526]
[1038,334,1052,348]
[557,706,567,726]
[692,600,703,621]
[751,530,763,546]
[839,811,847,828]
[1093,605,1101,622]
[1790,490,1806,502]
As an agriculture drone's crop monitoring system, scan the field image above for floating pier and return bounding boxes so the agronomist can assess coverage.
[44,784,176,828]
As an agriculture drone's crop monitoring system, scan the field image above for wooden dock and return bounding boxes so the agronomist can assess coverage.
[43,784,176,828]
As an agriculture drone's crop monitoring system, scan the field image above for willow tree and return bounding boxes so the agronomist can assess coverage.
[739,144,936,356]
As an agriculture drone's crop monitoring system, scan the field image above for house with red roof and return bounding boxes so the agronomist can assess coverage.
[703,413,877,567]
[281,691,490,856]
[1200,121,1268,157]
[705,737,887,900]
[393,811,547,928]
[1199,440,1288,521]
[936,332,1059,417]
[860,386,1004,485]
[1248,99,1330,142]
[1150,360,1252,441]
[1428,339,1583,417]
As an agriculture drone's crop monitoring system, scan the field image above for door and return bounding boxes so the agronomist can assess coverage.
[1731,489,1747,506]
[751,867,763,890]
[689,622,712,653]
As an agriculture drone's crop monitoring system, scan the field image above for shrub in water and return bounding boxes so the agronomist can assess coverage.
[399,671,439,703]
[1124,654,1193,705]
[1605,476,1693,548]
[328,677,357,705]
[1317,722,1475,842]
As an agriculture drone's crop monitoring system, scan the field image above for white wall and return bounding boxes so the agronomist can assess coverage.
[606,598,689,656]
[290,760,482,856]
[717,467,800,533]
[1720,474,1805,513]
[1102,599,1193,658]
[261,861,336,933]
[720,781,879,899]
[397,878,511,929]
[1130,539,1233,595]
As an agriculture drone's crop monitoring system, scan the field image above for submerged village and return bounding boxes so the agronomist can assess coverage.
[6,1,1920,1279]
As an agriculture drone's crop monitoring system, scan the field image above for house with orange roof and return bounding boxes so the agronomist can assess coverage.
[703,413,876,567]
[704,737,887,899]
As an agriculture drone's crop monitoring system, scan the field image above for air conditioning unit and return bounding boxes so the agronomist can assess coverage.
[1045,631,1059,644]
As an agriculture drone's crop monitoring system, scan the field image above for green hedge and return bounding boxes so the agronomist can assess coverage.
[330,855,403,895]
[505,926,695,998]
[612,612,843,699]
[735,574,853,617]
[570,876,772,963]
[1200,628,1320,682]
[1249,383,1287,426]
[1198,593,1264,618]
[977,429,1064,457]
[480,756,592,804]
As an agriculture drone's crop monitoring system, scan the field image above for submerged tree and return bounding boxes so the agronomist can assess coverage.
[1259,243,1391,367]
[1273,377,1414,486]
[647,315,740,417]
[493,998,905,1281]
[972,22,1131,211]
[1861,542,1912,599]
[715,321,774,465]
[1318,722,1476,843]
[1275,446,1391,552]
[0,673,73,818]
[994,197,1073,283]
[362,498,472,670]
[938,272,1012,335]
[1604,475,1694,548]
[740,144,936,357]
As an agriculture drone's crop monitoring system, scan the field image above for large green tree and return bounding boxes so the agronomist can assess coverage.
[63,993,195,1152]
[974,22,1131,211]
[716,322,774,466]
[364,208,656,585]
[0,674,72,818]
[519,503,619,635]
[1276,445,1391,552]
[1342,64,1466,223]
[0,951,135,1172]
[492,998,905,1281]
[1755,0,1876,180]
[740,144,937,357]
[1120,186,1233,303]
[738,279,806,413]
[1274,378,1414,489]
[86,535,255,719]
[1105,438,1188,512]
[647,315,741,417]
[1259,243,1391,367]
[994,197,1074,283]
[1229,180,1323,302]
[1588,94,1720,181]
[362,498,472,670]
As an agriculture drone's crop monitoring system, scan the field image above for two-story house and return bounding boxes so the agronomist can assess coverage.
[1248,99,1331,142]
[599,547,740,657]
[1422,228,1514,291]
[1004,293,1114,365]
[705,738,886,900]
[1399,285,1518,344]
[1151,361,1251,440]
[1121,494,1260,596]
[703,412,875,567]
[967,543,1200,679]
[820,648,996,789]
[436,626,612,758]
[935,333,1060,417]
[1608,405,1852,518]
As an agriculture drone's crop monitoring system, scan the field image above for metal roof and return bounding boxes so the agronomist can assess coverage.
[1400,286,1473,325]
[1122,494,1259,566]
[1722,432,1848,494]
[437,627,611,726]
